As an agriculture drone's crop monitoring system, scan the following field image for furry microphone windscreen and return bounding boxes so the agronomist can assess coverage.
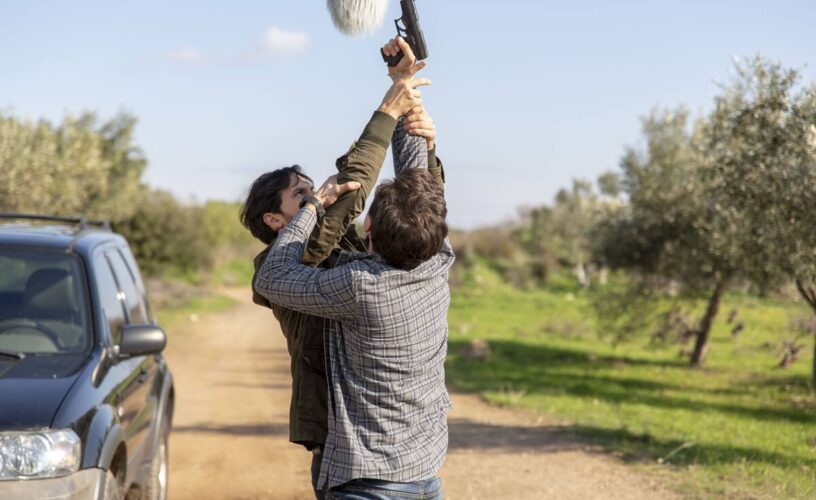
[327,0,389,36]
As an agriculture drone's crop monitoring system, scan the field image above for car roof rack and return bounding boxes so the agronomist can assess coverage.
[0,213,112,232]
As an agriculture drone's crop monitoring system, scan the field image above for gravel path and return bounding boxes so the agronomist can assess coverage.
[164,288,676,499]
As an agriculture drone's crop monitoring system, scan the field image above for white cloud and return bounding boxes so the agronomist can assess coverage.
[260,27,311,57]
[168,48,207,63]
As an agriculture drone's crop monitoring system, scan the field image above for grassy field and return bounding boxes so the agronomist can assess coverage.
[151,254,253,329]
[445,262,816,499]
[150,274,236,331]
[209,255,256,288]
[154,292,234,329]
[146,248,260,342]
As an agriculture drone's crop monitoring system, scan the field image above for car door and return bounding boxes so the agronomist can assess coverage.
[105,247,159,466]
[92,248,146,469]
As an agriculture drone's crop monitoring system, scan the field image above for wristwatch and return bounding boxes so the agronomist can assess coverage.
[300,195,326,219]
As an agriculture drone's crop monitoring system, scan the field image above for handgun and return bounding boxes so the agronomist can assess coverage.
[380,0,428,67]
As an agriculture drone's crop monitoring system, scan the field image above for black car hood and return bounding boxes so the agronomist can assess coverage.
[0,354,88,430]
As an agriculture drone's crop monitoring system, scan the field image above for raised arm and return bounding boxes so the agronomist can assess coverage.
[257,178,366,319]
[399,104,444,186]
[301,42,431,266]
[301,110,395,266]
[257,208,359,320]
[382,36,440,181]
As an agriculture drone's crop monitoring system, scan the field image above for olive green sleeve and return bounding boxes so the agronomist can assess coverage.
[301,111,396,266]
[428,147,445,186]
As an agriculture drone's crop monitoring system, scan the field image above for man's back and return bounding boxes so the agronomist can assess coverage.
[318,242,454,489]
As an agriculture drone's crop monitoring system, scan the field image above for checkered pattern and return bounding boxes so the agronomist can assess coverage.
[256,208,454,490]
[391,116,428,175]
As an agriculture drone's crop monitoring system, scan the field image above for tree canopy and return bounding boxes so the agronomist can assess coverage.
[0,112,146,221]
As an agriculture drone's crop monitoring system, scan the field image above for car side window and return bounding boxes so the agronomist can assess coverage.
[94,253,126,345]
[107,250,148,325]
[116,247,152,322]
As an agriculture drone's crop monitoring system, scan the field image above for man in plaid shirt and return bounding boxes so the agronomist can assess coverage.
[256,39,451,500]
[242,36,441,498]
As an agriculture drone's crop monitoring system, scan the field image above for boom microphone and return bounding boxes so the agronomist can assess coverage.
[327,0,389,36]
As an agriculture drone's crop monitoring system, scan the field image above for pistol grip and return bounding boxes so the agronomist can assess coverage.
[381,47,404,67]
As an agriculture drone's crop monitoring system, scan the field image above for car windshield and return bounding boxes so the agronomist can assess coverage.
[0,248,90,354]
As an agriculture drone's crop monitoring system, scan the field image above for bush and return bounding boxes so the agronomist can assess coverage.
[115,189,211,279]
[203,200,257,250]
[449,227,553,289]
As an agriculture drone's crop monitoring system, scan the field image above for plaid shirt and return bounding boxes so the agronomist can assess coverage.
[392,116,429,172]
[256,207,453,489]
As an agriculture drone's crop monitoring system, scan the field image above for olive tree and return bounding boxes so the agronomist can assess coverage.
[516,178,620,288]
[0,112,145,221]
[595,108,741,366]
[703,56,816,385]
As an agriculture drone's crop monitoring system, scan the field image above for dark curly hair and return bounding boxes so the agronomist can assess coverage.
[239,165,313,244]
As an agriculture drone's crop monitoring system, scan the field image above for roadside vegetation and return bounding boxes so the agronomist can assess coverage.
[444,57,816,498]
[446,262,816,498]
[153,292,235,330]
[143,201,258,327]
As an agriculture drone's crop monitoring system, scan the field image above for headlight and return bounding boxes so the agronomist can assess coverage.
[0,429,81,480]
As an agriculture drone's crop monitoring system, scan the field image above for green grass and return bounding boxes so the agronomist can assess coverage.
[446,262,816,499]
[209,257,255,287]
[154,292,235,330]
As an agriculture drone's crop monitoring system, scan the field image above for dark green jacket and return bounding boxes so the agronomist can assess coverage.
[251,111,443,449]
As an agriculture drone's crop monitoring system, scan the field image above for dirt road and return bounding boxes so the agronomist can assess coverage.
[165,289,675,499]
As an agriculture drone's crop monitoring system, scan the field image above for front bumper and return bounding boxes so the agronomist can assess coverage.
[0,468,110,500]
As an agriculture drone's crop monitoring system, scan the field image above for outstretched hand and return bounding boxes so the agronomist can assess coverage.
[313,175,361,210]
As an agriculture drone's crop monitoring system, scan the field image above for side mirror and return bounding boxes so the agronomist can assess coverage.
[119,324,167,357]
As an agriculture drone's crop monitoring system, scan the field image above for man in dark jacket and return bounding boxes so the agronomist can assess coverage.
[240,37,440,497]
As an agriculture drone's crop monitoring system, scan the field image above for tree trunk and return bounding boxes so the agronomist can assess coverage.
[794,279,816,389]
[574,262,590,288]
[690,277,729,367]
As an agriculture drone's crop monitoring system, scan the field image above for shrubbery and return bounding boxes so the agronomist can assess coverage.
[0,111,262,282]
[115,189,211,278]
[0,111,145,221]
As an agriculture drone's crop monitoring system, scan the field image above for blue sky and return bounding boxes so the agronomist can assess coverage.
[1,1,814,228]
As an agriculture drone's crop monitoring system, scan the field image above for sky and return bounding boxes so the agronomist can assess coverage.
[1,0,814,228]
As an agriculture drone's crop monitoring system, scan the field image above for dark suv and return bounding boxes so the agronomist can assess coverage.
[0,214,173,500]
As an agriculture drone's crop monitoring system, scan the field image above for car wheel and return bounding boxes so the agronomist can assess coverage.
[135,418,169,500]
[103,469,124,500]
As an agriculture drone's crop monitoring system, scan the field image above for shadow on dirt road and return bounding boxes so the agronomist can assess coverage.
[164,289,676,500]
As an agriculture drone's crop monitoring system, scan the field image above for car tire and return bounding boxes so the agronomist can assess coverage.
[103,469,124,500]
[135,417,170,500]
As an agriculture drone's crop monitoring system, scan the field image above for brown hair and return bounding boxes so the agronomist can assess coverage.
[368,168,447,270]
